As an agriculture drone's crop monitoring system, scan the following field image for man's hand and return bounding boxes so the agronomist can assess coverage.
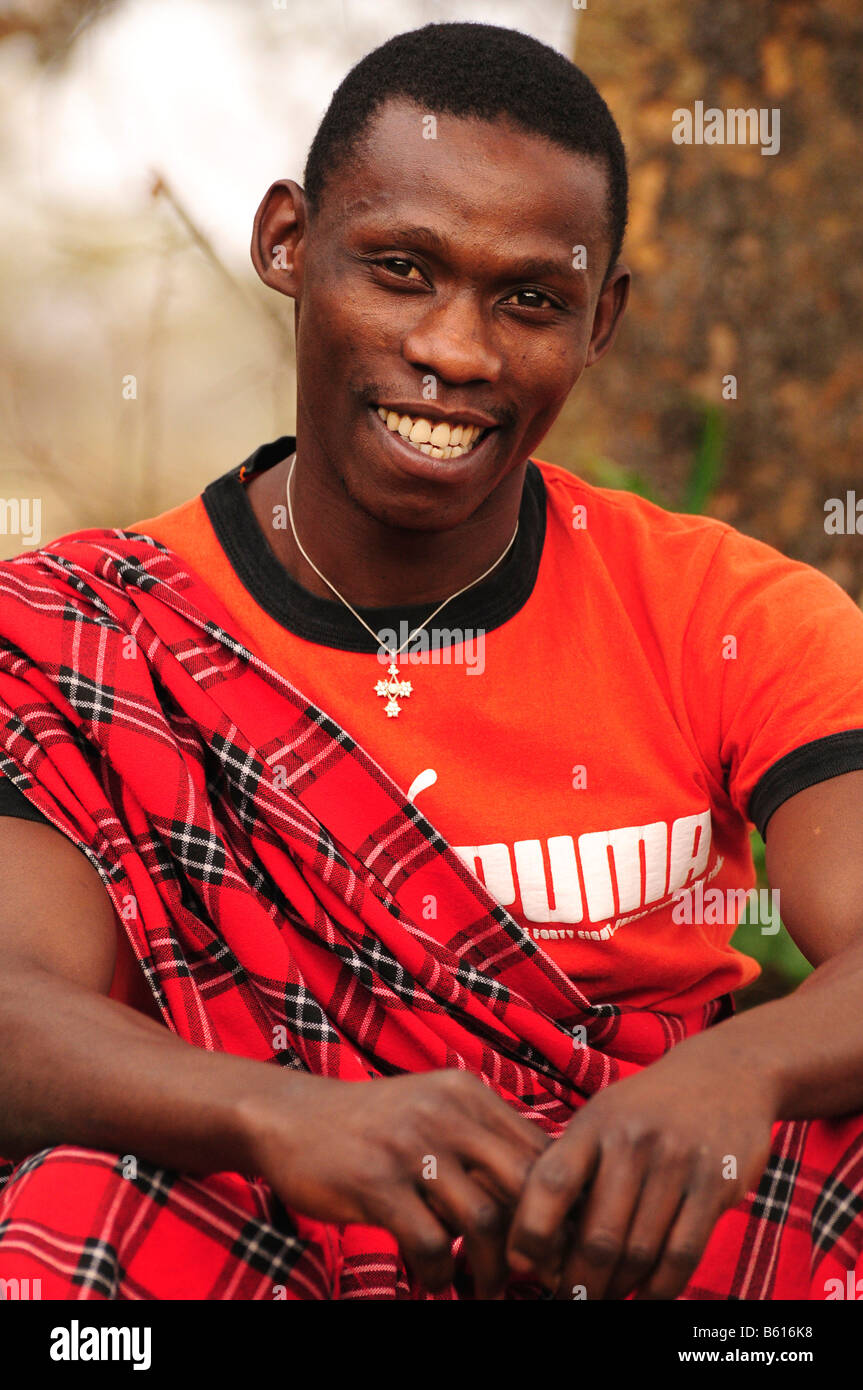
[506,1036,777,1300]
[247,1068,549,1298]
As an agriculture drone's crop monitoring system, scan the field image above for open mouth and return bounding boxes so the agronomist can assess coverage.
[374,406,490,459]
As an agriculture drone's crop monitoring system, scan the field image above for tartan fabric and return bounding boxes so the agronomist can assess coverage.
[0,1146,337,1299]
[0,528,861,1300]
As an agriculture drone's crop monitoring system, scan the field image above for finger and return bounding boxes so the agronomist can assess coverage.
[421,1165,510,1299]
[507,1131,600,1283]
[555,1146,647,1300]
[633,1185,719,1300]
[461,1086,551,1161]
[456,1128,546,1208]
[372,1184,457,1294]
[426,1073,548,1199]
[601,1163,688,1301]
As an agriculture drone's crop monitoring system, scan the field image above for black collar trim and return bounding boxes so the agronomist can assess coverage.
[200,436,547,653]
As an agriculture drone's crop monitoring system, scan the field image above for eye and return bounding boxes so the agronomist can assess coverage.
[375,257,426,282]
[502,287,560,310]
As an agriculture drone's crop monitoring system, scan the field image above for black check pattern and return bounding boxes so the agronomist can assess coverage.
[230,1217,307,1281]
[57,665,116,725]
[72,1237,121,1297]
[749,1148,801,1225]
[812,1177,863,1259]
[283,983,340,1045]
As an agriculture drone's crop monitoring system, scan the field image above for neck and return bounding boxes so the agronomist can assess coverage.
[247,444,526,610]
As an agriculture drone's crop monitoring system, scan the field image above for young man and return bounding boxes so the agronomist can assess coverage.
[0,22,862,1302]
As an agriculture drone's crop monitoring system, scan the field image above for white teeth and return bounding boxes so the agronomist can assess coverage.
[376,407,486,457]
[409,418,432,444]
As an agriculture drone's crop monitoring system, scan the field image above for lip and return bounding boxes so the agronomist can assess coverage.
[368,406,499,483]
[374,401,500,430]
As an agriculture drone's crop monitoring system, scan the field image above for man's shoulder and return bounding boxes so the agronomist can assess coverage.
[126,492,208,543]
[532,455,733,547]
[531,455,740,594]
[530,455,856,621]
[0,494,210,568]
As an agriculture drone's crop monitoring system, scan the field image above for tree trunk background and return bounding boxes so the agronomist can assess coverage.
[544,0,863,603]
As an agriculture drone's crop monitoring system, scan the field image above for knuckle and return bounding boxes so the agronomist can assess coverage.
[622,1243,657,1274]
[510,1225,548,1262]
[408,1095,440,1128]
[356,1154,400,1192]
[664,1242,702,1273]
[582,1233,622,1267]
[465,1202,503,1238]
[653,1132,690,1164]
[623,1128,656,1156]
[606,1124,659,1156]
[535,1161,572,1195]
[439,1067,473,1095]
[691,1143,722,1175]
[420,1071,474,1120]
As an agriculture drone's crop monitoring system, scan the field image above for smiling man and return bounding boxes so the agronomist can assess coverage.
[1,22,863,1303]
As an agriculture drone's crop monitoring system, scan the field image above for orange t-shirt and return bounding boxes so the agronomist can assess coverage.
[119,436,863,1015]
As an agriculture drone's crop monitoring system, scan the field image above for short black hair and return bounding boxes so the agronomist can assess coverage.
[303,22,628,284]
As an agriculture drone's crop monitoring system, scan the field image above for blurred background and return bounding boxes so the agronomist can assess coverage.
[1,0,860,1001]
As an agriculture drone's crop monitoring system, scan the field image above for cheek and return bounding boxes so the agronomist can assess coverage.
[300,282,393,377]
[518,344,582,411]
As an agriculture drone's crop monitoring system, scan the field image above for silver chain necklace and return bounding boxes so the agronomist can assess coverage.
[285,453,519,717]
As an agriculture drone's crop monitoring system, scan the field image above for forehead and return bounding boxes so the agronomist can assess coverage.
[320,98,610,261]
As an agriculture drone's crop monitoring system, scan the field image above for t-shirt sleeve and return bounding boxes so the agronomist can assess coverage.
[681,526,863,839]
[0,768,53,825]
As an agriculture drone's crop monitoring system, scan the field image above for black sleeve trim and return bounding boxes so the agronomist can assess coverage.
[749,729,863,840]
[0,775,51,826]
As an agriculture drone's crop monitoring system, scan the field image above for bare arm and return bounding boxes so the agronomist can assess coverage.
[0,817,283,1171]
[0,817,548,1296]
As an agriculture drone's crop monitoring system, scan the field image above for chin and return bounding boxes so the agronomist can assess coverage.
[346,482,472,534]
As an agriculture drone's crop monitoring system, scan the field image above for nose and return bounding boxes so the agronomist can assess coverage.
[402,292,503,385]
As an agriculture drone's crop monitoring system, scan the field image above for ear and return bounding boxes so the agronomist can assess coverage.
[584,262,631,368]
[250,178,308,300]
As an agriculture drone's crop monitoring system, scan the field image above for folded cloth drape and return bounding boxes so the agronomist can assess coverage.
[0,529,860,1300]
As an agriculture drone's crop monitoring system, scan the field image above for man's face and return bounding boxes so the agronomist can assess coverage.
[265,98,628,531]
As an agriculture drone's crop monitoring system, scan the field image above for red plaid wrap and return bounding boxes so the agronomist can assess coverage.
[0,529,861,1299]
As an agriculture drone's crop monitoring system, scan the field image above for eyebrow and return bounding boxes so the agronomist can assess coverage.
[363,224,581,280]
[382,224,449,253]
[504,254,582,280]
